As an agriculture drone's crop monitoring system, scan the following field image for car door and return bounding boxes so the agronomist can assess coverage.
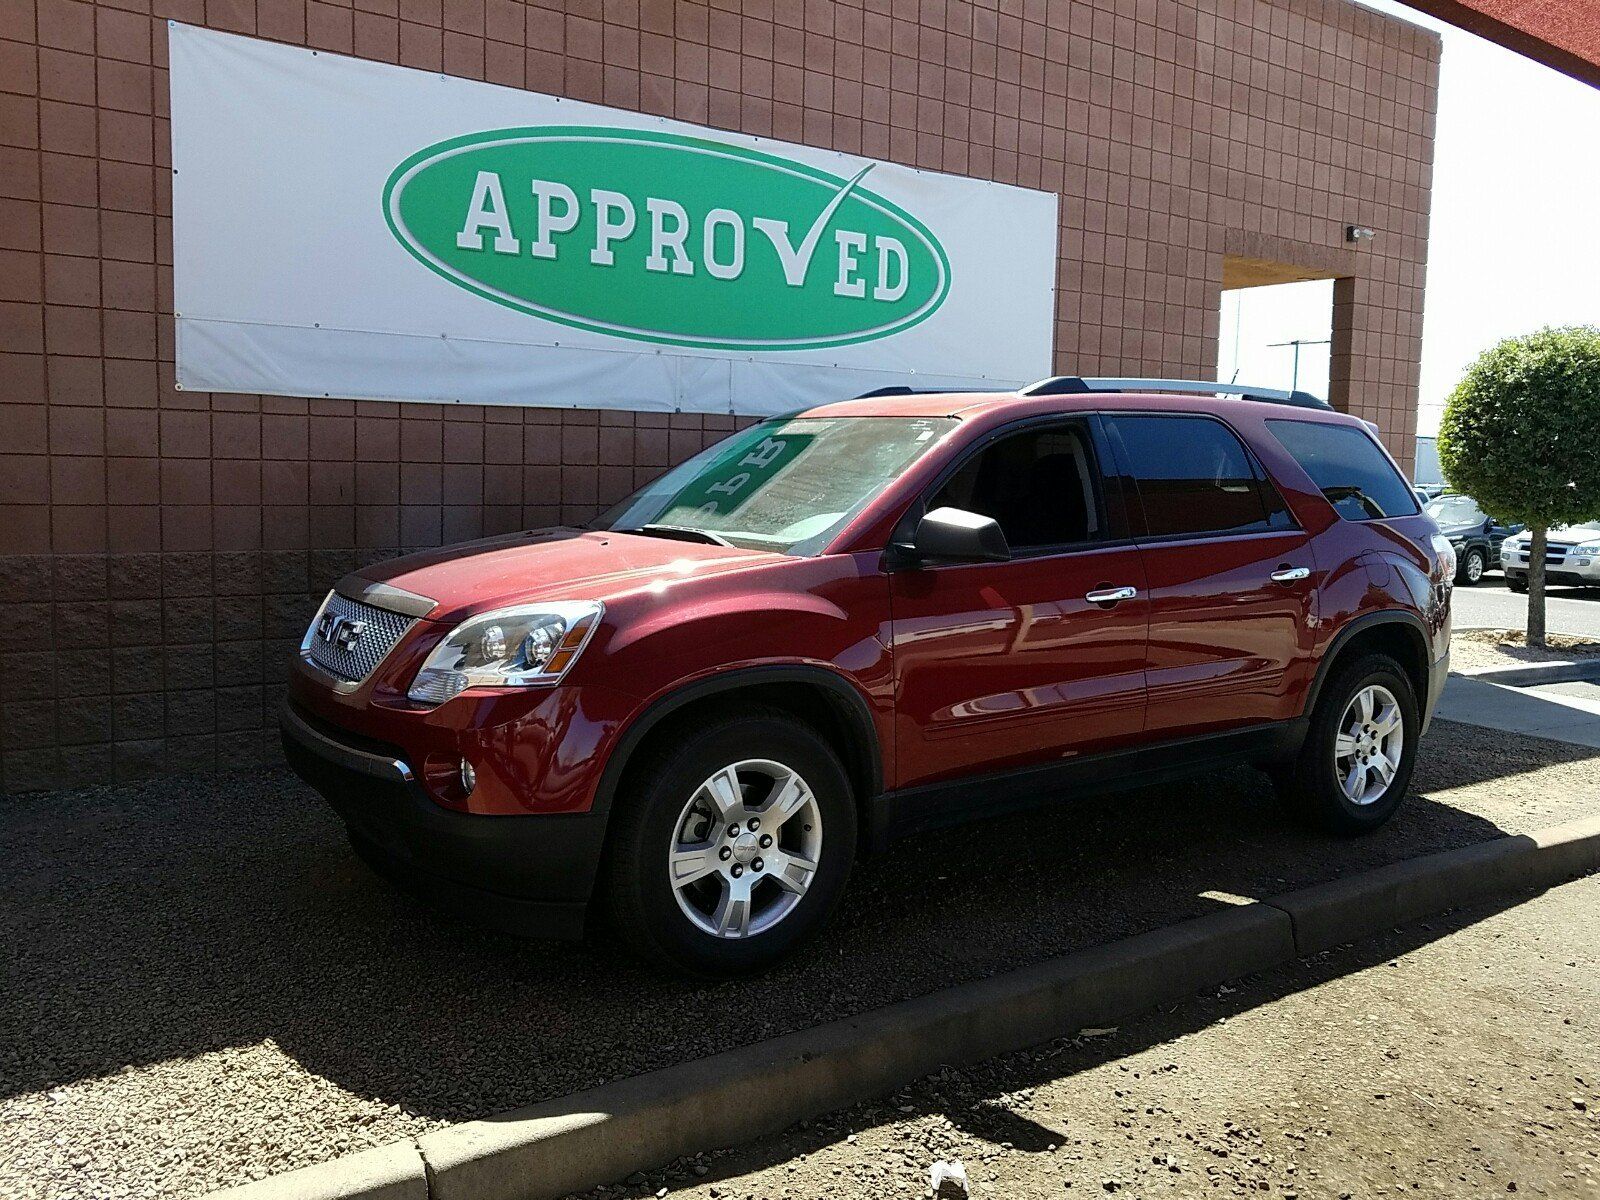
[1487,516,1522,559]
[1101,413,1318,740]
[888,416,1149,791]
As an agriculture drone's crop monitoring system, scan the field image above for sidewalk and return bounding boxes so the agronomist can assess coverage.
[1437,674,1600,748]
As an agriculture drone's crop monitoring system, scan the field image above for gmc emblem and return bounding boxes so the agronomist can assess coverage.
[316,611,367,652]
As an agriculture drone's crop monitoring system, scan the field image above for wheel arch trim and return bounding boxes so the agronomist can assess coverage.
[591,665,885,822]
[1304,609,1433,718]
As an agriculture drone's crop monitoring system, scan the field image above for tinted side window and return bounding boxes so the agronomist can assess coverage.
[1105,415,1278,538]
[1267,419,1420,521]
[929,422,1104,551]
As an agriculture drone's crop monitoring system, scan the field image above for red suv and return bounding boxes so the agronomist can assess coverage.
[282,378,1452,975]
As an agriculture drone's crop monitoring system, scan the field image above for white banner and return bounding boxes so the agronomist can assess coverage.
[169,24,1059,415]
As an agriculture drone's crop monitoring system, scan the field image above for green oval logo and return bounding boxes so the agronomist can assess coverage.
[382,127,951,351]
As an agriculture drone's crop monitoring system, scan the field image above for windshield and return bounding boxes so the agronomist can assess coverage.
[593,415,958,555]
[1424,495,1485,526]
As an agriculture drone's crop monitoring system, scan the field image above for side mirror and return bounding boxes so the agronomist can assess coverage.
[909,506,1011,564]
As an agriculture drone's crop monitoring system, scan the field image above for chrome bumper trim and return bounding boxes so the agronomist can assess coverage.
[280,703,414,782]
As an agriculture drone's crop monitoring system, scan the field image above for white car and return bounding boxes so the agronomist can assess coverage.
[1500,520,1600,593]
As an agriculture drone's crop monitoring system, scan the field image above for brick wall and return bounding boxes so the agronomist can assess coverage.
[0,0,1438,792]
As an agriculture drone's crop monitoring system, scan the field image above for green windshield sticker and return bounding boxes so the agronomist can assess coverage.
[382,127,951,350]
[663,432,815,521]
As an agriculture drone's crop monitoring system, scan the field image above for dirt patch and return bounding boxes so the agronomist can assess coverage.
[1452,628,1600,672]
[3,724,1597,1198]
[622,875,1600,1200]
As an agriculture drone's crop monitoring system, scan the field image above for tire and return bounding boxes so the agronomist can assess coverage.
[601,706,857,977]
[1274,654,1419,835]
[1508,577,1529,594]
[1455,547,1486,586]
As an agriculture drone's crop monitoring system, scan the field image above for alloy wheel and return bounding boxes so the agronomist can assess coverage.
[667,759,823,939]
[1333,684,1404,806]
[1465,551,1484,583]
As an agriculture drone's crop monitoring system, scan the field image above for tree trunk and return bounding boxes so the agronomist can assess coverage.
[1528,524,1547,648]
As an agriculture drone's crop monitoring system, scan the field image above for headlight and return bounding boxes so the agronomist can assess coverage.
[1430,533,1456,580]
[407,601,603,706]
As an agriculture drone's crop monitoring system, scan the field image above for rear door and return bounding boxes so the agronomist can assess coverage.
[1102,413,1317,739]
[888,416,1149,790]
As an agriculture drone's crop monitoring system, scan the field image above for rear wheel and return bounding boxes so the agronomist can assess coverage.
[1455,547,1486,586]
[1275,654,1418,834]
[602,708,856,976]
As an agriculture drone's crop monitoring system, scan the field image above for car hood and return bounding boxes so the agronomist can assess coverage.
[1437,522,1484,538]
[346,527,782,623]
[1505,526,1599,544]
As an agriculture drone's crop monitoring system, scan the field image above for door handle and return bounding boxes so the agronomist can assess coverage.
[1086,585,1138,604]
[1270,566,1310,583]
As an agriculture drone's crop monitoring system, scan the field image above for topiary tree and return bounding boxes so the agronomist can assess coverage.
[1437,325,1600,646]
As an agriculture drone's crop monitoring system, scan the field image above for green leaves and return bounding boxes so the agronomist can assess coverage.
[1437,325,1600,529]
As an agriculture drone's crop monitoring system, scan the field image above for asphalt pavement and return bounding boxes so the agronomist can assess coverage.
[1452,574,1600,638]
[4,718,1598,1199]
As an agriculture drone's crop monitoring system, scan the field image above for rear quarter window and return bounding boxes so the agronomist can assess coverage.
[1266,419,1420,521]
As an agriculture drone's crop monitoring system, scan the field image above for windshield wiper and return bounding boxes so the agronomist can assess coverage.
[620,523,734,547]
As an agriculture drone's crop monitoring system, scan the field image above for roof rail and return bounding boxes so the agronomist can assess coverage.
[1020,376,1332,411]
[853,385,990,398]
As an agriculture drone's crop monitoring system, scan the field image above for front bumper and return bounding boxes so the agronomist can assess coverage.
[281,701,607,939]
[1423,645,1447,735]
[1503,565,1600,587]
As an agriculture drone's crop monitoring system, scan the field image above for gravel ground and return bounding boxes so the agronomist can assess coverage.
[620,873,1600,1200]
[2,721,1598,1198]
[1451,629,1600,673]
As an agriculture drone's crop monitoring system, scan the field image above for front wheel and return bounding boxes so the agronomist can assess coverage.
[1274,655,1419,834]
[1508,575,1529,594]
[601,708,857,977]
[1455,547,1486,586]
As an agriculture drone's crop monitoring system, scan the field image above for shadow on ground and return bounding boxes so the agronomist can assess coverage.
[2,720,1595,1131]
[656,886,1568,1200]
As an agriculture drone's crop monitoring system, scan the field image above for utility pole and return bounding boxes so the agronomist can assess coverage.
[1267,338,1332,393]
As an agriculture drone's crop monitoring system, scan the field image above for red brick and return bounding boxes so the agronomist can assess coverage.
[51,453,106,503]
[0,38,39,97]
[0,247,40,302]
[0,299,43,352]
[48,403,104,453]
[96,7,153,64]
[44,303,99,355]
[0,93,38,150]
[38,0,96,54]
[0,147,40,202]
[43,251,105,305]
[38,100,95,157]
[37,48,95,105]
[0,0,37,43]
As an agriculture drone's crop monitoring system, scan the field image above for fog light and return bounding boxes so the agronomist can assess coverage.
[459,758,476,794]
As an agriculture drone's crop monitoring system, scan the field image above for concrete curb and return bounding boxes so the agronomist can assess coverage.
[209,1143,428,1200]
[423,904,1293,1200]
[208,814,1600,1200]
[1456,659,1600,687]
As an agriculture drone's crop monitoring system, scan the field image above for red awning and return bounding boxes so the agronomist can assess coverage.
[1406,0,1600,88]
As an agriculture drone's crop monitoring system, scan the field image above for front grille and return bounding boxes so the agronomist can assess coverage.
[304,592,417,684]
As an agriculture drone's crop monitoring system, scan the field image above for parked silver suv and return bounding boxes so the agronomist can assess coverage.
[1501,521,1600,592]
